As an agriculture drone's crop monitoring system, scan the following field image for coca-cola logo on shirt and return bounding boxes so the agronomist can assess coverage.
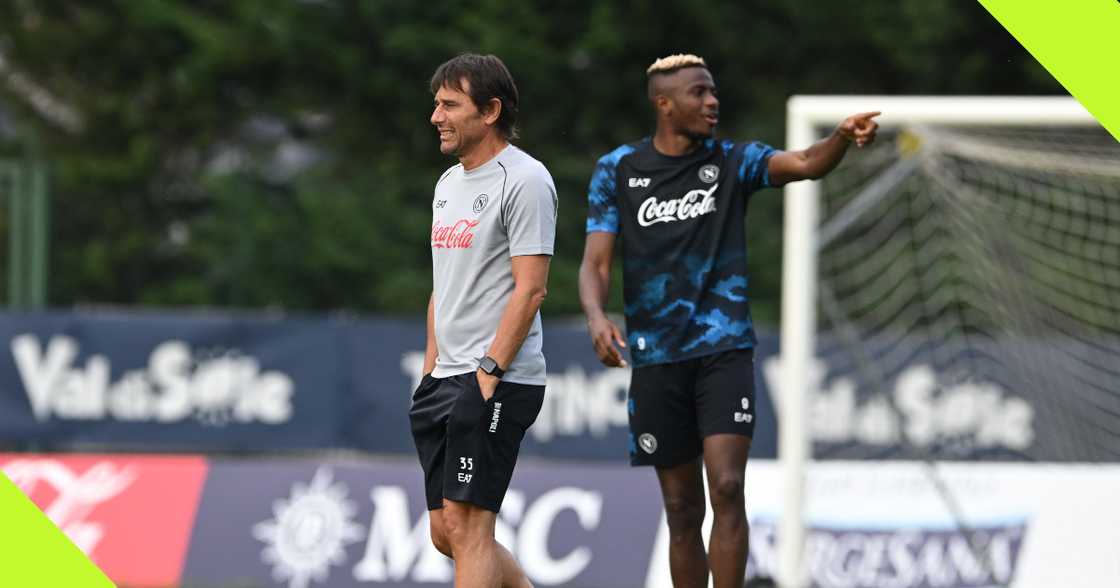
[637,183,719,227]
[431,219,480,249]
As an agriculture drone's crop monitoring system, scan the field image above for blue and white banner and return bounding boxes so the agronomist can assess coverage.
[181,456,1120,588]
[0,311,347,451]
[7,451,1117,588]
[0,309,1092,461]
[0,311,778,459]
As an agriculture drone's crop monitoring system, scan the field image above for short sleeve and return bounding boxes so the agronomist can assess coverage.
[504,165,557,257]
[586,152,624,234]
[737,141,778,194]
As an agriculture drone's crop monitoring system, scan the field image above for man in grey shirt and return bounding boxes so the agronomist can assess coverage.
[410,53,556,588]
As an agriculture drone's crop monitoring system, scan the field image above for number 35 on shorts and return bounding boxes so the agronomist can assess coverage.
[458,457,474,483]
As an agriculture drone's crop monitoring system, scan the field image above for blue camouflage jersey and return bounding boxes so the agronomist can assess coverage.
[586,137,778,367]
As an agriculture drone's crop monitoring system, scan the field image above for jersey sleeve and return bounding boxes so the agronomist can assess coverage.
[737,141,779,194]
[504,163,558,257]
[586,153,621,234]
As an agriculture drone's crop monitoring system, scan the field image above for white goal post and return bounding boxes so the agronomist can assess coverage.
[777,95,1102,588]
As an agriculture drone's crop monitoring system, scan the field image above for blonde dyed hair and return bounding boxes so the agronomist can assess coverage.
[646,54,707,76]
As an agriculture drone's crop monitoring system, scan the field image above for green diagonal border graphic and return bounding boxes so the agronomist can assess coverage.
[0,471,116,587]
[979,0,1120,141]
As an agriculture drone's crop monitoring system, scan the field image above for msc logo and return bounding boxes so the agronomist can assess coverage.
[354,486,604,585]
[253,468,365,588]
[628,177,651,188]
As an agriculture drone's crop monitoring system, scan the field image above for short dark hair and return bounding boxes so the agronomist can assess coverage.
[430,54,520,140]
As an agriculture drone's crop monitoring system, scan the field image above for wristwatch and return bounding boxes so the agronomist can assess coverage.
[478,356,505,379]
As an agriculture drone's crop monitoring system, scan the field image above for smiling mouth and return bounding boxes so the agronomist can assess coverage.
[703,114,719,125]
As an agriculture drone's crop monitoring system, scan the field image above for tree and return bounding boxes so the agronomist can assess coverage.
[0,0,1061,321]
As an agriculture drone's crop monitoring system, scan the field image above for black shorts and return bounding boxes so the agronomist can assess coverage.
[409,372,545,512]
[628,348,755,467]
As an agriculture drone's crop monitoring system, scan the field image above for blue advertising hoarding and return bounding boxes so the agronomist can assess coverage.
[0,308,1095,462]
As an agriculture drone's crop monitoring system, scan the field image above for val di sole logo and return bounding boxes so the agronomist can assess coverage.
[639,433,658,454]
[253,467,365,588]
[472,194,489,214]
[11,335,295,426]
[698,164,719,184]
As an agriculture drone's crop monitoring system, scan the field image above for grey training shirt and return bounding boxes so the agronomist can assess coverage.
[430,144,557,385]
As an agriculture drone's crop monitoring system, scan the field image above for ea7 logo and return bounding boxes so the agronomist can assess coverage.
[458,457,474,483]
[628,177,651,188]
[735,395,753,423]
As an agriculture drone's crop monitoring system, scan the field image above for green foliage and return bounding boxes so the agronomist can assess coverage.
[0,0,1060,321]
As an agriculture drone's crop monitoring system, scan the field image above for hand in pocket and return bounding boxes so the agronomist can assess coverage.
[475,370,499,402]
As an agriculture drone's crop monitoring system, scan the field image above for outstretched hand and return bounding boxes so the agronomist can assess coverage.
[838,111,881,148]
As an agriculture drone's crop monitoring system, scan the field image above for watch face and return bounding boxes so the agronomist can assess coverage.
[480,357,502,376]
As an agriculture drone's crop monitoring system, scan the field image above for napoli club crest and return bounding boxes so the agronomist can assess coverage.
[472,194,489,213]
[698,164,720,184]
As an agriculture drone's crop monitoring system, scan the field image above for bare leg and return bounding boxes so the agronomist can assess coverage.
[429,508,453,558]
[703,434,752,588]
[442,499,533,588]
[655,459,709,588]
[494,544,531,588]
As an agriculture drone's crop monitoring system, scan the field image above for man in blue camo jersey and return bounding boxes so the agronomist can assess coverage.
[579,54,879,588]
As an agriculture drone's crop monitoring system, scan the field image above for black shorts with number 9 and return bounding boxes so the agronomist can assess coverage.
[628,348,755,467]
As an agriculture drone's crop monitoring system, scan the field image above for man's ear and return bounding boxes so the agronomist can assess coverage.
[482,97,503,126]
[655,94,673,117]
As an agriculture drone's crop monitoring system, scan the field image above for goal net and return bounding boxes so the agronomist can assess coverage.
[775,96,1120,586]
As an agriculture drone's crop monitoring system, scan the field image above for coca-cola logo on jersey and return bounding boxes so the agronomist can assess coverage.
[431,219,480,249]
[2,458,136,556]
[637,183,718,227]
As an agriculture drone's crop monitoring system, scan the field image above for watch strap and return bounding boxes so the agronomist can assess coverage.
[479,356,505,378]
